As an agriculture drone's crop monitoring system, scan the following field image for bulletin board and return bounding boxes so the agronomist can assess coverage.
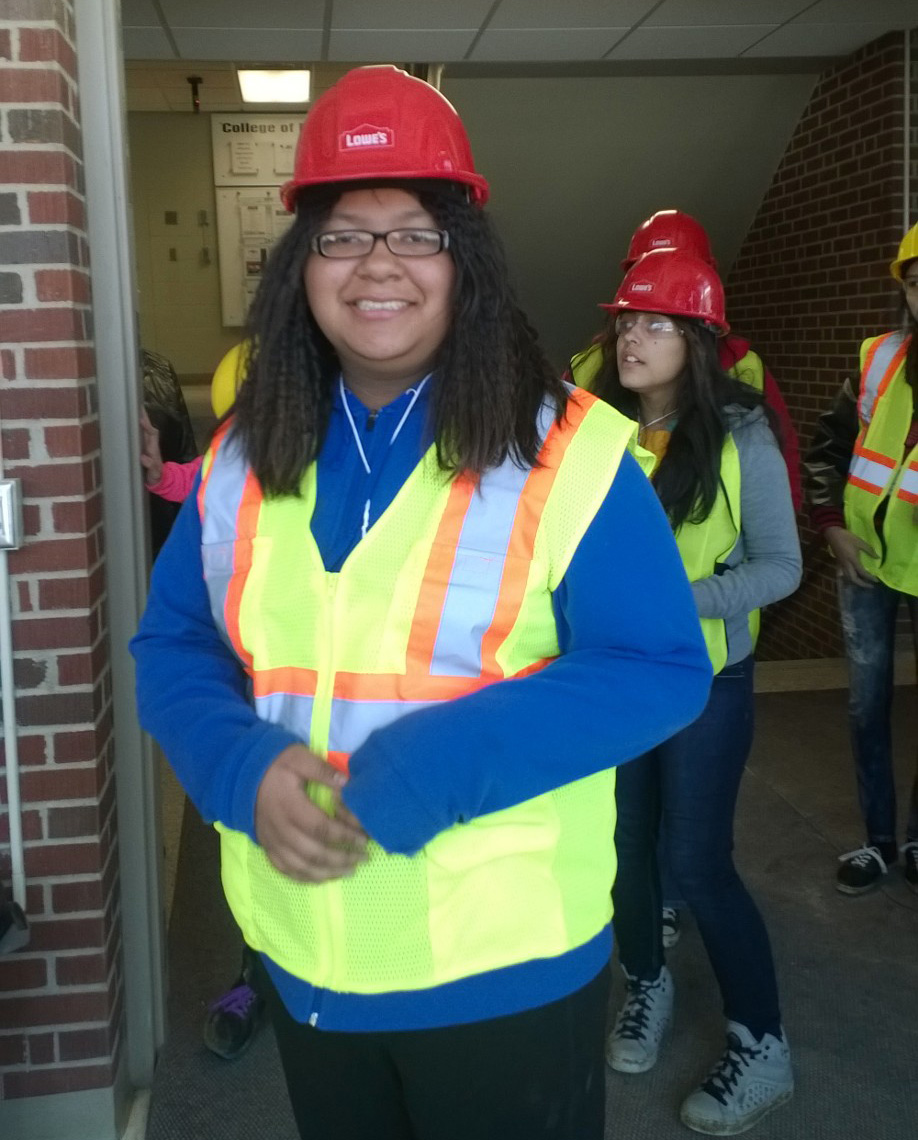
[211,114,302,327]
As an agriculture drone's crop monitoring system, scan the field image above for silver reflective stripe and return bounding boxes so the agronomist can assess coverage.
[897,463,918,500]
[200,433,250,641]
[861,333,906,423]
[329,698,437,755]
[848,451,895,494]
[255,692,315,735]
[429,400,556,677]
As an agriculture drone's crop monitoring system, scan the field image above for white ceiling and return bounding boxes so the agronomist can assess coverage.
[123,0,917,112]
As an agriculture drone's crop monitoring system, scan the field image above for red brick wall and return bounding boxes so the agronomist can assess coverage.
[726,31,912,659]
[0,0,123,1100]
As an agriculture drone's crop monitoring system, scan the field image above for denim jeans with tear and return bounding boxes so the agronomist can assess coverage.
[837,575,918,848]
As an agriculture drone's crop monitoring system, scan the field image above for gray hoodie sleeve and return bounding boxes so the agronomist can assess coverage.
[691,407,802,622]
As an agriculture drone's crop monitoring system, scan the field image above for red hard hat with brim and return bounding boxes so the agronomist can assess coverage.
[280,65,489,212]
[602,249,730,336]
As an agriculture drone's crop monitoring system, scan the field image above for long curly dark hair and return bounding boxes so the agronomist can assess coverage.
[231,179,564,496]
[898,258,918,397]
[589,316,771,531]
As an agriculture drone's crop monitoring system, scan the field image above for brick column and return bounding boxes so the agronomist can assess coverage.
[726,31,911,660]
[0,0,124,1116]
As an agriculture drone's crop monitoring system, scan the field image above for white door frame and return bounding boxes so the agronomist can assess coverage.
[74,0,166,1088]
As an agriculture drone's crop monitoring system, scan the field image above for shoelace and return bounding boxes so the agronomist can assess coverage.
[838,845,887,872]
[700,1032,761,1105]
[615,981,661,1040]
[208,983,257,1018]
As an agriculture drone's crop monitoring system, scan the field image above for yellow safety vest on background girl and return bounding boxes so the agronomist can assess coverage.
[844,332,918,594]
[672,434,760,674]
[198,388,636,995]
[570,341,765,395]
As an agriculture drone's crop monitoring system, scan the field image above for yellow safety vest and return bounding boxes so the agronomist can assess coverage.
[198,388,636,994]
[673,434,759,673]
[844,332,918,594]
[570,346,758,670]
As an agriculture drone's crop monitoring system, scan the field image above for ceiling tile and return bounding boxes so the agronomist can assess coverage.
[333,0,494,30]
[646,0,810,25]
[327,29,478,62]
[744,22,909,55]
[790,0,917,24]
[122,27,176,60]
[171,28,324,61]
[490,0,656,29]
[158,1,325,28]
[610,25,780,60]
[471,29,628,62]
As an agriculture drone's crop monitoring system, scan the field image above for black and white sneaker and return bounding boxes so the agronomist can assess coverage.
[606,966,673,1073]
[835,845,889,895]
[680,1022,793,1135]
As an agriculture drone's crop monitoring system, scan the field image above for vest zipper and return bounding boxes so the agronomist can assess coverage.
[315,572,348,993]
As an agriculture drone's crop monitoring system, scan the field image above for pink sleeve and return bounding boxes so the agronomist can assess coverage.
[147,456,203,503]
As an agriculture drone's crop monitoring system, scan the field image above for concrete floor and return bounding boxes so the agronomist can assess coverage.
[146,682,917,1140]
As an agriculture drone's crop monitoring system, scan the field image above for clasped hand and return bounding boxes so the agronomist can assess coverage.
[255,744,368,882]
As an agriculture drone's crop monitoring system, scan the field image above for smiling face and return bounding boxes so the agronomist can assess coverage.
[304,186,455,407]
[615,311,688,414]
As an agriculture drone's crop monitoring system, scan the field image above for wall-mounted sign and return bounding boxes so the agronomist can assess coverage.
[211,114,300,186]
[211,114,303,325]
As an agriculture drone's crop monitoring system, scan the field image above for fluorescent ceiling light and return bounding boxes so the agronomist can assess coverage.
[237,69,311,104]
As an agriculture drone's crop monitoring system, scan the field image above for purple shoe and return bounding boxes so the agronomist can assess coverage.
[202,975,264,1060]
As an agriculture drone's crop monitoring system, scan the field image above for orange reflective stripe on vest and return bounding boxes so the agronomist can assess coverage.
[848,441,899,497]
[198,387,632,994]
[858,333,909,424]
[899,459,918,504]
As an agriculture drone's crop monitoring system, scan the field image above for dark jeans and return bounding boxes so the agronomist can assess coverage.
[612,656,781,1038]
[837,576,918,847]
[253,956,609,1140]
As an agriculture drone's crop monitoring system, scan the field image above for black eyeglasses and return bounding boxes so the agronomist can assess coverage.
[310,228,450,259]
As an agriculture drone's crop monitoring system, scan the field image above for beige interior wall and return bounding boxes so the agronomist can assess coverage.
[128,113,240,378]
[128,70,818,378]
[445,73,818,368]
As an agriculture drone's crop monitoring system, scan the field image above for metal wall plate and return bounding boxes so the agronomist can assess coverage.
[0,479,23,550]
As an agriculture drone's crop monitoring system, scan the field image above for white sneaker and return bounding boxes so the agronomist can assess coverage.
[662,906,681,948]
[680,1022,794,1135]
[606,966,673,1073]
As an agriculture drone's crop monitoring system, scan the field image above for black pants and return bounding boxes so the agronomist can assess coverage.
[254,958,609,1140]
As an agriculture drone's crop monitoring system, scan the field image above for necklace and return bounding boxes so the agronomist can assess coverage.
[339,374,430,538]
[639,407,677,431]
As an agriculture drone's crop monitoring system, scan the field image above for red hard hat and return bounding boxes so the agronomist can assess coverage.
[280,65,489,212]
[622,210,715,271]
[602,249,730,335]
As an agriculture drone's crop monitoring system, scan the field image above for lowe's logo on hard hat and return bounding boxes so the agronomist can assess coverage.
[631,282,654,292]
[341,125,395,150]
